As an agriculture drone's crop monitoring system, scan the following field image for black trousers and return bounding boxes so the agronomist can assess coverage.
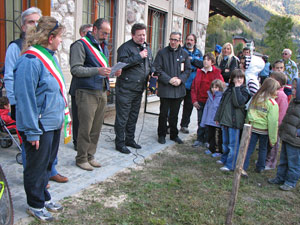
[21,129,60,208]
[207,125,223,153]
[114,87,143,148]
[180,89,193,128]
[71,95,79,146]
[158,97,182,139]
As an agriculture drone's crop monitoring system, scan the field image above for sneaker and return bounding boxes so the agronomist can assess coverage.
[192,140,203,148]
[211,153,222,158]
[220,166,230,172]
[241,169,248,178]
[279,184,294,191]
[180,127,189,134]
[45,200,63,212]
[265,166,274,170]
[216,160,223,165]
[27,207,53,222]
[205,149,212,155]
[268,177,284,185]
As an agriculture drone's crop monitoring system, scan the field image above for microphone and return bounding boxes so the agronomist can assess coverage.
[140,43,147,51]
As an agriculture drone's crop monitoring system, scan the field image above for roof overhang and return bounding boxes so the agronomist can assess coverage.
[210,0,252,22]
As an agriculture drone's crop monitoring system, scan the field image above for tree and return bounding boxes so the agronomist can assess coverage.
[265,15,297,62]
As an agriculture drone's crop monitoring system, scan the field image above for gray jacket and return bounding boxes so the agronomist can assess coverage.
[154,45,191,99]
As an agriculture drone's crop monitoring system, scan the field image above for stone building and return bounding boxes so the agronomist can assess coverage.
[0,0,250,91]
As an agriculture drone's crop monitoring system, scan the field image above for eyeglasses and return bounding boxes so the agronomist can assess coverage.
[170,38,180,42]
[100,31,110,36]
[48,21,59,37]
[282,53,289,55]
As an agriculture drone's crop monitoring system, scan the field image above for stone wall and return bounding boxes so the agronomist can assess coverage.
[196,22,207,54]
[125,0,146,41]
[51,0,76,82]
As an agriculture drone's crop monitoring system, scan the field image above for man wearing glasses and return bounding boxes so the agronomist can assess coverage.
[70,18,121,170]
[282,49,299,88]
[154,32,191,145]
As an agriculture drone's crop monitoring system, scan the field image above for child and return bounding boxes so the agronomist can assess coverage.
[0,96,16,131]
[272,60,292,99]
[268,78,300,191]
[200,79,224,157]
[214,69,251,171]
[191,52,224,148]
[243,78,280,174]
[265,72,288,170]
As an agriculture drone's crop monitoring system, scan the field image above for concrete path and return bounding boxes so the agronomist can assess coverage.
[0,100,198,223]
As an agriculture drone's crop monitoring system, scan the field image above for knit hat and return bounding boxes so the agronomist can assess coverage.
[215,45,222,54]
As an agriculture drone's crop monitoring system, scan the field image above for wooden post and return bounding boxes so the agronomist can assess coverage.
[225,124,252,225]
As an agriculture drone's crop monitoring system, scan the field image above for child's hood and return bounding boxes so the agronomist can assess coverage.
[294,78,300,103]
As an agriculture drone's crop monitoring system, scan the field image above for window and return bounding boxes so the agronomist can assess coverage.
[182,18,192,43]
[82,0,116,64]
[184,0,193,10]
[147,8,166,58]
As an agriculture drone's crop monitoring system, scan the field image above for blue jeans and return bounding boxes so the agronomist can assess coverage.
[21,143,58,177]
[221,127,240,170]
[243,132,268,171]
[276,141,300,187]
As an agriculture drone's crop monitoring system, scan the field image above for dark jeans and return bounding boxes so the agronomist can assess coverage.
[243,132,268,171]
[276,141,300,187]
[196,102,206,142]
[115,87,143,148]
[21,129,61,208]
[71,95,79,147]
[158,97,182,139]
[180,89,193,128]
[207,126,222,153]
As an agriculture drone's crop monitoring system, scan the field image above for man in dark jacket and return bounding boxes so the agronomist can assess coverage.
[154,32,191,144]
[114,23,153,154]
[70,18,121,171]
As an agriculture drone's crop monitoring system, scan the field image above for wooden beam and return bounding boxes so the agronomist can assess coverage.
[225,124,252,225]
[37,0,51,16]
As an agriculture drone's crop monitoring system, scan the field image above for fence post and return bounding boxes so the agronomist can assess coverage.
[225,124,252,225]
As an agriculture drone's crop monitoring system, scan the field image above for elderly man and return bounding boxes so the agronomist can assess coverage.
[69,24,93,151]
[179,33,203,134]
[282,48,299,87]
[154,32,191,144]
[4,7,68,184]
[114,23,153,154]
[70,18,121,170]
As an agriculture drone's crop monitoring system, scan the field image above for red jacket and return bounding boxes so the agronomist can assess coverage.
[191,66,224,103]
[0,109,16,129]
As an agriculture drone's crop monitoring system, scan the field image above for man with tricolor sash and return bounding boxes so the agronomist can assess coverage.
[70,18,121,171]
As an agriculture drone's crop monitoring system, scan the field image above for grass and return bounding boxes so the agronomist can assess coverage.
[30,138,300,225]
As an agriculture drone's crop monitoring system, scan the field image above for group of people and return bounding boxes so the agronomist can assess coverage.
[2,6,300,222]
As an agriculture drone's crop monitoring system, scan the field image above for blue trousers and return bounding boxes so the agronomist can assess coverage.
[21,129,61,208]
[243,132,268,171]
[221,127,240,170]
[276,141,300,187]
[21,143,58,177]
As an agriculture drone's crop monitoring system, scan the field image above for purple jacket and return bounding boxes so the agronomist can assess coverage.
[200,90,223,128]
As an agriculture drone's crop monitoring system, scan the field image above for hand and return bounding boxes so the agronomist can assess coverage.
[169,77,177,85]
[139,49,148,58]
[114,69,122,77]
[151,73,158,79]
[234,79,243,87]
[98,67,111,77]
[29,140,39,150]
[225,69,230,73]
[215,121,219,125]
[174,78,181,86]
[193,102,200,109]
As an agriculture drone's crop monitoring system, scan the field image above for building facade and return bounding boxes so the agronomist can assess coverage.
[0,0,210,85]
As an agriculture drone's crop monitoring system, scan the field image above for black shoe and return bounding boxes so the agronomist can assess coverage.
[268,177,284,185]
[125,141,141,149]
[255,167,265,173]
[171,137,183,144]
[116,146,131,154]
[158,136,166,144]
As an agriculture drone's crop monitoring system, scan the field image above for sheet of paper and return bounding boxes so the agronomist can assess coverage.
[109,62,128,76]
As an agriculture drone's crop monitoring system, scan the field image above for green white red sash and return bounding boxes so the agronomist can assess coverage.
[80,36,109,68]
[24,45,72,144]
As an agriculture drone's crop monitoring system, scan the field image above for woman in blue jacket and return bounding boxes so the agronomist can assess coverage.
[14,16,67,222]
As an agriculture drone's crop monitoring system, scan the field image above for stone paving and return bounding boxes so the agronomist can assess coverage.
[0,100,198,223]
